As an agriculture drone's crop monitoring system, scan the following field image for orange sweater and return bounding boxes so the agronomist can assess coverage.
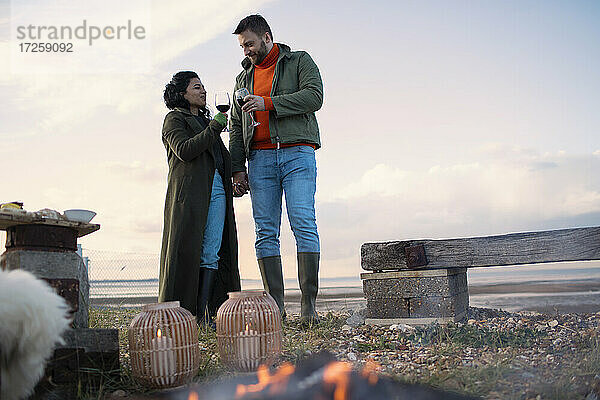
[252,44,315,150]
[251,44,278,148]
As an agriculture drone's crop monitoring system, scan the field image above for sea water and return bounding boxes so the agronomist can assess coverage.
[89,261,600,312]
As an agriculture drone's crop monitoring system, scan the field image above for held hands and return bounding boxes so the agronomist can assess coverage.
[242,95,265,112]
[232,171,250,197]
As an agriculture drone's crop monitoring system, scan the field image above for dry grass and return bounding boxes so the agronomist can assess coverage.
[83,306,600,399]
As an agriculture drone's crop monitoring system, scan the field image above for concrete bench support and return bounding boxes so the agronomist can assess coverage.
[361,268,468,325]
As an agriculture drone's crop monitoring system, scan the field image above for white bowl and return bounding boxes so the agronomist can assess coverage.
[63,209,97,223]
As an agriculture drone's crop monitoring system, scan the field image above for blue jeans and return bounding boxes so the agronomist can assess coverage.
[199,171,226,269]
[248,146,320,259]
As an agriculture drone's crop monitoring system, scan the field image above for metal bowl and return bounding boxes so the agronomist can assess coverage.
[63,209,97,223]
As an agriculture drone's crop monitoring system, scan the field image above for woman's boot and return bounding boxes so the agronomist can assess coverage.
[197,268,216,328]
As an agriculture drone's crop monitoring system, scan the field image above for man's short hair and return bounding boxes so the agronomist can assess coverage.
[233,14,273,41]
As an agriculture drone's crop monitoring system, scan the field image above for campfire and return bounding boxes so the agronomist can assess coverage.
[146,352,476,400]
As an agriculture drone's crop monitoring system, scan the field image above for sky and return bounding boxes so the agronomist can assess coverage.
[1,0,599,281]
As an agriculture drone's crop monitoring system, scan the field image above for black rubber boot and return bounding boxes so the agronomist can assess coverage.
[257,256,286,319]
[197,268,216,328]
[298,252,320,326]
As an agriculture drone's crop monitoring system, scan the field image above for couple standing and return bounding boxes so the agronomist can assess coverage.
[158,15,323,326]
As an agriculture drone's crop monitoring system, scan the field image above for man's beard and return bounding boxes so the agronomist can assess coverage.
[251,40,269,65]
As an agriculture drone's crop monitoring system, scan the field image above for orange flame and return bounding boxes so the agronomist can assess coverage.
[156,328,162,338]
[235,359,381,399]
[323,361,352,400]
[235,362,295,399]
[361,360,381,385]
[187,391,199,400]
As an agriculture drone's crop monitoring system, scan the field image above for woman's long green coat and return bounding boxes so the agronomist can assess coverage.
[158,107,240,316]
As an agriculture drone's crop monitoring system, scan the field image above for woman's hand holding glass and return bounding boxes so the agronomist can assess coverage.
[215,91,230,131]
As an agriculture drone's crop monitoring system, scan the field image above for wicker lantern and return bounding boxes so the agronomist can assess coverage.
[216,290,283,372]
[128,301,199,388]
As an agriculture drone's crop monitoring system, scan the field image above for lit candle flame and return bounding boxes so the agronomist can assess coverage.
[157,328,162,338]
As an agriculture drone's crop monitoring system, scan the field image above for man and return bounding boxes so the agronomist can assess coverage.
[229,14,323,324]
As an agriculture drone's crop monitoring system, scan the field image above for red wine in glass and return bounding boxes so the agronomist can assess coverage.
[214,91,230,131]
[216,104,230,113]
[234,88,260,127]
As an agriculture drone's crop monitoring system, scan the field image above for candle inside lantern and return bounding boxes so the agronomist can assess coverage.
[150,328,176,384]
[237,324,260,370]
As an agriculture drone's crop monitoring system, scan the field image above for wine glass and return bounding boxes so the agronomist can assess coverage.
[215,91,230,131]
[234,88,260,127]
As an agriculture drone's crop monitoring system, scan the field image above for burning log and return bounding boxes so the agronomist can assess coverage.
[145,352,477,400]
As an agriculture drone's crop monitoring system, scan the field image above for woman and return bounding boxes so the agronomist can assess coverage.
[159,71,240,325]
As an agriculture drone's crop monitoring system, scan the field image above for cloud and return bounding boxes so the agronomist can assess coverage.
[103,161,166,183]
[326,151,600,245]
[428,162,480,174]
[0,41,9,83]
[528,161,558,171]
[130,218,162,234]
[477,142,537,158]
[150,0,276,65]
[303,150,600,278]
[0,156,168,252]
[563,190,600,216]
[0,73,162,143]
[337,163,408,198]
[0,0,276,137]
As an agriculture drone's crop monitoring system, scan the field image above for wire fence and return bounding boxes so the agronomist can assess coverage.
[0,231,160,304]
[83,248,160,304]
[1,240,363,310]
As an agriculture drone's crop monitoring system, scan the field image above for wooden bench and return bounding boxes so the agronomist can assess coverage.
[360,226,600,325]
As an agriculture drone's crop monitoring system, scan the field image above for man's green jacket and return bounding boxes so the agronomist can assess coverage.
[229,43,323,173]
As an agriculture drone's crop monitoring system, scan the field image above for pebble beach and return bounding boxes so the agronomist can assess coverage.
[93,304,600,399]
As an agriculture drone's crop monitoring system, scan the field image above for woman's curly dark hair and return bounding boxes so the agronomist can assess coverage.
[163,71,210,118]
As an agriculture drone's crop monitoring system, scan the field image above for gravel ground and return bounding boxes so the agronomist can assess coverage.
[329,307,600,399]
[91,306,600,400]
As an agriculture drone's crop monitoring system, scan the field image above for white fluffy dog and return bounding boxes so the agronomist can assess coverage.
[0,269,71,400]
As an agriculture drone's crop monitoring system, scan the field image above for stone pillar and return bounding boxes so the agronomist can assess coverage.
[361,268,468,325]
[0,218,120,397]
[1,225,89,328]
